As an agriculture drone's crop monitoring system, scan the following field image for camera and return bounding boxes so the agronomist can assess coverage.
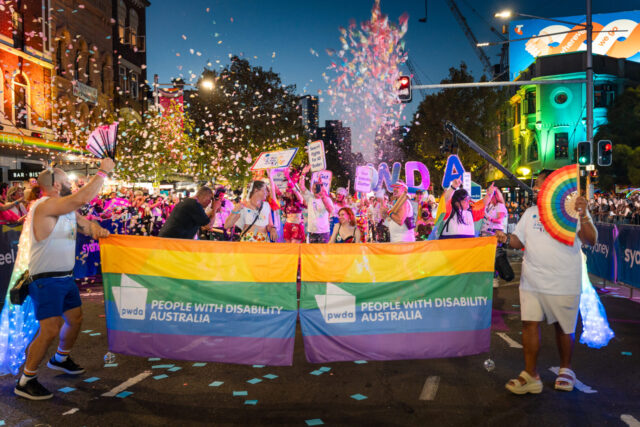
[314,183,322,193]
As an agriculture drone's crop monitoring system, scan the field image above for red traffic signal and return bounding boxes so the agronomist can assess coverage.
[396,75,412,103]
[597,140,612,167]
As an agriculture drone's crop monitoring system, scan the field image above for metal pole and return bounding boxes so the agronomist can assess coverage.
[585,0,593,198]
[414,79,586,90]
[154,74,159,109]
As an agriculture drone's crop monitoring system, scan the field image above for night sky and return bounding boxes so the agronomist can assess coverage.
[146,0,640,133]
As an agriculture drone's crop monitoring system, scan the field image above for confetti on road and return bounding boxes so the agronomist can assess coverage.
[233,391,248,396]
[621,352,632,356]
[245,400,258,405]
[0,420,5,426]
[168,367,182,372]
[151,364,175,369]
[116,391,133,398]
[319,367,331,372]
[209,381,224,387]
[62,408,79,415]
[247,378,262,384]
[306,419,324,426]
[350,394,368,401]
[193,363,207,367]
[252,365,265,368]
[81,330,93,333]
[263,374,278,380]
[310,370,324,376]
[84,377,100,383]
[153,374,169,380]
[89,333,101,336]
[354,360,368,364]
[104,363,118,368]
[59,387,76,393]
[148,358,161,361]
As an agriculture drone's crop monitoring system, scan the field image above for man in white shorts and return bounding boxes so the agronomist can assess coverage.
[496,169,597,395]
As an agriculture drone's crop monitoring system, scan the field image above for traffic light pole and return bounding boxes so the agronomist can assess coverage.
[585,0,593,199]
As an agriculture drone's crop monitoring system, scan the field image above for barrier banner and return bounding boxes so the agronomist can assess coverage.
[0,224,22,307]
[582,223,617,283]
[299,238,496,362]
[73,219,122,279]
[100,235,299,365]
[616,225,640,289]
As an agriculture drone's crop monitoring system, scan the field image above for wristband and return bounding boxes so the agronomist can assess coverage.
[505,234,511,247]
[231,210,241,215]
[96,170,108,179]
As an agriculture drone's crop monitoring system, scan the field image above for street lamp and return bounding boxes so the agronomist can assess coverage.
[200,79,214,91]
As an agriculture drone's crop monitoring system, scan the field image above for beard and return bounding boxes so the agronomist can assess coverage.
[60,184,72,197]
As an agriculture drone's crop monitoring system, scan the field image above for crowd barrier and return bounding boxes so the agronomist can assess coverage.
[101,235,495,365]
[583,223,640,290]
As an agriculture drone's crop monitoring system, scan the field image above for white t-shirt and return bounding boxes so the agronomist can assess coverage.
[235,203,271,230]
[304,193,332,234]
[481,202,508,233]
[441,210,475,238]
[387,200,415,242]
[514,206,589,296]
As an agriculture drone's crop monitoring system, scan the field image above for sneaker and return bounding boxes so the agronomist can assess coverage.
[493,278,500,288]
[47,356,86,375]
[14,378,53,400]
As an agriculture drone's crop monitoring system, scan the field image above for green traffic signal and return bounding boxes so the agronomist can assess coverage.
[576,141,592,165]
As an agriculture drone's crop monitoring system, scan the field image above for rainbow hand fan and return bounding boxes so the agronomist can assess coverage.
[86,122,118,159]
[537,164,579,246]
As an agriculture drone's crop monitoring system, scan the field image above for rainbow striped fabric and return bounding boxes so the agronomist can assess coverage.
[100,235,299,365]
[300,237,496,362]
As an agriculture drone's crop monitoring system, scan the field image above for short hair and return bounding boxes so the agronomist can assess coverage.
[338,207,357,227]
[196,186,213,198]
[37,168,66,190]
[248,180,266,198]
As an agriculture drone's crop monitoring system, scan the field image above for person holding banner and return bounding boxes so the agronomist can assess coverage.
[382,181,415,243]
[14,159,115,400]
[300,165,334,243]
[496,169,597,395]
[225,181,276,242]
[438,179,496,239]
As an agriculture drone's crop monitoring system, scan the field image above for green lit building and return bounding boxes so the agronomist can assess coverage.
[500,52,640,182]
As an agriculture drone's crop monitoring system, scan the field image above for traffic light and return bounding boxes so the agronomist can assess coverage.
[597,140,612,166]
[396,75,412,103]
[577,141,592,165]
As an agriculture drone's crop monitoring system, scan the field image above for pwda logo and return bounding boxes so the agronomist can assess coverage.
[624,249,640,269]
[112,274,148,320]
[315,283,356,324]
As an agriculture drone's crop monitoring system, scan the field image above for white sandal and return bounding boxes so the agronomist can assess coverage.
[554,368,576,392]
[505,370,543,395]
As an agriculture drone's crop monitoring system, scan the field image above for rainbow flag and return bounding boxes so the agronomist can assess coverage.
[100,235,299,365]
[300,238,496,362]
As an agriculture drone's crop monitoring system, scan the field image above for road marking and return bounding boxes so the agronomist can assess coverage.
[621,414,640,427]
[63,408,79,415]
[419,376,440,401]
[496,332,523,349]
[549,367,597,394]
[102,370,152,397]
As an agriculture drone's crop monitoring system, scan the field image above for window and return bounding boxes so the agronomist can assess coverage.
[130,72,138,99]
[594,84,615,108]
[554,133,569,159]
[528,138,539,162]
[119,66,127,94]
[129,9,139,47]
[43,0,51,52]
[524,90,536,115]
[13,75,29,129]
[513,103,521,125]
[554,92,568,105]
[12,10,24,50]
[56,40,63,76]
[118,0,127,43]
[75,53,81,80]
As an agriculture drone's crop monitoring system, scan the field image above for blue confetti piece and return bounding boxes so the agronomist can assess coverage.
[81,330,93,333]
[350,393,368,401]
[116,391,133,398]
[84,377,100,383]
[305,420,324,426]
[148,358,161,361]
[247,378,262,384]
[153,374,169,380]
[622,351,632,356]
[193,362,207,367]
[168,367,182,372]
[244,399,258,405]
[512,304,520,308]
[104,363,118,368]
[89,333,101,336]
[319,367,331,372]
[151,364,174,369]
[354,360,367,364]
[209,381,224,387]
[233,391,248,396]
[263,374,278,380]
[252,364,265,368]
[310,370,323,376]
[0,420,5,426]
[58,387,76,393]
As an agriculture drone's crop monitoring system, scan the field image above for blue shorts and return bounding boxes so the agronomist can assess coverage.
[28,276,82,320]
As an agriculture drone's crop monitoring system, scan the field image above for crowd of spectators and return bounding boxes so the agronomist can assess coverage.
[590,192,640,225]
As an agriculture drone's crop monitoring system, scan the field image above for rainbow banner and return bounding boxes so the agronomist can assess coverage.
[300,238,496,363]
[100,235,299,365]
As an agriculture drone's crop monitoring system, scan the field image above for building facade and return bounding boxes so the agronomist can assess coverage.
[501,52,640,181]
[298,95,318,139]
[112,0,149,117]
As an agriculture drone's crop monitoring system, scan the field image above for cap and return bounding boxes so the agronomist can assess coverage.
[336,187,348,196]
[391,180,408,190]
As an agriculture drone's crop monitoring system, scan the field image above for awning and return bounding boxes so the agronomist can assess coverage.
[0,131,94,164]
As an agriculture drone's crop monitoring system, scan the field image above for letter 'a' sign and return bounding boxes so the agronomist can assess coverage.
[308,140,327,172]
[442,155,465,189]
